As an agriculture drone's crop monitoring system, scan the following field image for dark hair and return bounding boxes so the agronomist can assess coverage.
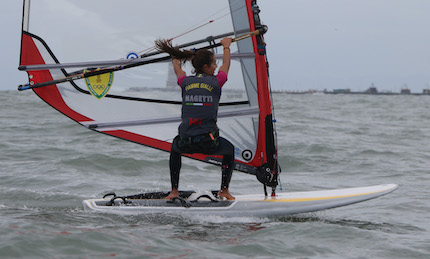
[155,39,214,74]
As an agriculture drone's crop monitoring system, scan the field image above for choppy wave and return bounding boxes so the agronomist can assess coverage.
[1,91,429,258]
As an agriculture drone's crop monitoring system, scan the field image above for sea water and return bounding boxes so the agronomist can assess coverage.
[1,90,429,258]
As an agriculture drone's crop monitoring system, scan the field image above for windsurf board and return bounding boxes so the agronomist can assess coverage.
[82,184,398,217]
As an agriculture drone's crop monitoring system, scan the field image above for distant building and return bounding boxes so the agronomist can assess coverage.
[364,86,378,94]
[423,89,430,95]
[166,63,178,89]
[333,89,351,93]
[400,87,411,95]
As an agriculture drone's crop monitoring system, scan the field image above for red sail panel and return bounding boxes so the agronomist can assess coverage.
[20,33,92,122]
[245,0,276,168]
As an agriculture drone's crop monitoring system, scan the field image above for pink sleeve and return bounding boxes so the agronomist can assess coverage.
[177,75,186,87]
[216,71,228,88]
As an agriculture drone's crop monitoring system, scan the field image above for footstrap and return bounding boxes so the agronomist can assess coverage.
[167,197,191,208]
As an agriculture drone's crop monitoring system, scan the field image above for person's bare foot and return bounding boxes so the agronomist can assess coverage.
[165,189,179,200]
[218,188,235,200]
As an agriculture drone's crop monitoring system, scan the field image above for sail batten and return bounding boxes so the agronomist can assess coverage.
[85,107,259,130]
[19,53,255,72]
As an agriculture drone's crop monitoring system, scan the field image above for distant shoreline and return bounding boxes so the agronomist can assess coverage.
[272,89,430,96]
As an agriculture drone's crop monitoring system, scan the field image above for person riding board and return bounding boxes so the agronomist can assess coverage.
[155,38,235,200]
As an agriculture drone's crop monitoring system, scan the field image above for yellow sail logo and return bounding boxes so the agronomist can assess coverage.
[84,69,114,99]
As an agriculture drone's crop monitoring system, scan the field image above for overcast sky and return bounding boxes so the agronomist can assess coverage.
[1,0,429,92]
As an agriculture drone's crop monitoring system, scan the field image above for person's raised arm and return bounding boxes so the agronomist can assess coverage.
[219,38,232,76]
[173,58,186,79]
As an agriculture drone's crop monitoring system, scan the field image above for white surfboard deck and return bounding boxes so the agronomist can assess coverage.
[82,184,398,217]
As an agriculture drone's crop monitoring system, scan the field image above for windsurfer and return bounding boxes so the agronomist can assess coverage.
[155,38,235,200]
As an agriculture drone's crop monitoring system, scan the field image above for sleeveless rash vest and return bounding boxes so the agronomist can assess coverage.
[177,72,227,138]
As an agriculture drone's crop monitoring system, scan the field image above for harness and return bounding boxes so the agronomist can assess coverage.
[177,130,219,154]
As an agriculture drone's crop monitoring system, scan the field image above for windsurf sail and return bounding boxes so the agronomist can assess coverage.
[19,0,279,192]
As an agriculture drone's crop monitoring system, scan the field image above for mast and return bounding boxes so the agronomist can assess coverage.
[22,0,30,32]
[20,0,30,66]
